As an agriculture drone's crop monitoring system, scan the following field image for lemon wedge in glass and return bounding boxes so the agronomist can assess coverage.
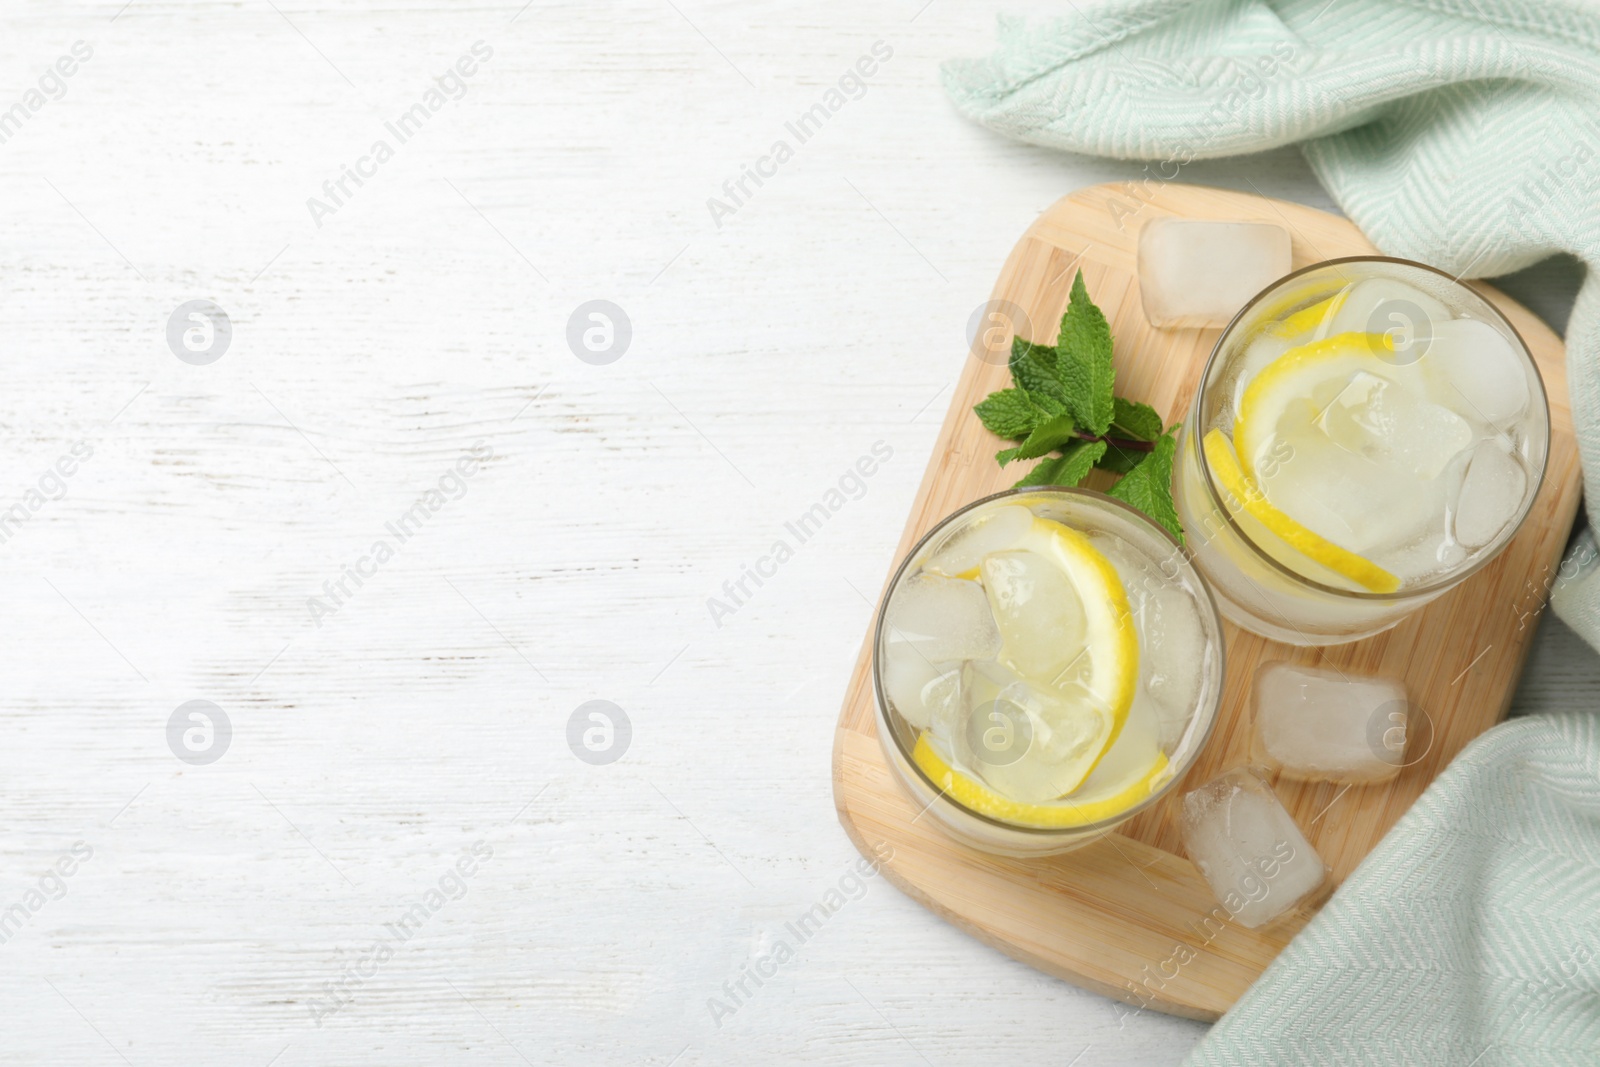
[1221,325,1484,593]
[1203,427,1401,593]
[913,733,1170,829]
[963,518,1139,800]
[1233,331,1396,475]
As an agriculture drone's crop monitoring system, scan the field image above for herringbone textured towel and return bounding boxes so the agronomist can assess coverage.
[1192,713,1600,1064]
[945,1,1600,1062]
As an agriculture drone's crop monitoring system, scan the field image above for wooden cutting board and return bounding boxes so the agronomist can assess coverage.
[831,183,1579,1021]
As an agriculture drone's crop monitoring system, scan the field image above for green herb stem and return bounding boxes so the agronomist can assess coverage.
[1077,431,1155,453]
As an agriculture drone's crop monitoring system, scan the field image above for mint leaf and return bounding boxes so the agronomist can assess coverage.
[1010,413,1080,462]
[1014,439,1107,488]
[1009,337,1070,413]
[1095,398,1164,472]
[1054,271,1115,435]
[1054,438,1108,486]
[1013,456,1061,487]
[1107,433,1181,542]
[973,273,1184,544]
[975,388,1048,440]
[1094,441,1146,475]
[1031,391,1069,419]
[1110,397,1163,442]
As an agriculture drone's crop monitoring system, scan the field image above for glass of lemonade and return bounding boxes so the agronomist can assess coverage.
[872,488,1225,857]
[1176,257,1550,645]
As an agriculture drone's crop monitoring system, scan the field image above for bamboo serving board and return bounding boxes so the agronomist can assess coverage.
[831,183,1579,1021]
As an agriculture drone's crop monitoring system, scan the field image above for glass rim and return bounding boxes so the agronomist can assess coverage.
[870,485,1226,837]
[1189,254,1553,603]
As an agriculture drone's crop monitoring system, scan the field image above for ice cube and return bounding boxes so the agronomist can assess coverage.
[962,661,1069,764]
[1380,525,1464,585]
[1453,440,1528,549]
[1129,575,1207,723]
[1179,767,1328,928]
[880,644,961,731]
[1325,277,1452,356]
[1250,662,1408,783]
[882,643,938,728]
[922,668,963,739]
[959,664,1103,802]
[962,697,1059,801]
[1084,534,1205,751]
[1314,370,1473,480]
[980,549,1087,684]
[947,668,1062,799]
[1078,685,1160,791]
[1310,285,1351,341]
[1155,708,1192,754]
[965,656,1024,699]
[1426,318,1530,425]
[923,505,1033,577]
[1229,332,1292,414]
[1138,218,1292,329]
[1259,414,1443,555]
[883,573,1001,663]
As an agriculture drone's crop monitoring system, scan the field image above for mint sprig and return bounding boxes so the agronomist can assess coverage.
[973,270,1183,542]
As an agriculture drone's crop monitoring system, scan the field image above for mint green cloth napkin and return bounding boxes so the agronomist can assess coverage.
[945,2,1600,1062]
[1180,712,1600,1065]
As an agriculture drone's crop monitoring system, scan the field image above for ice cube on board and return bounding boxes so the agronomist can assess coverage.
[882,573,1001,663]
[1250,662,1408,783]
[923,505,1033,577]
[1138,218,1292,329]
[1179,767,1328,929]
[1425,318,1530,425]
[1453,440,1528,549]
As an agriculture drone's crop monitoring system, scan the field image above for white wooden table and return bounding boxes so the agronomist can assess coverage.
[0,2,1591,1063]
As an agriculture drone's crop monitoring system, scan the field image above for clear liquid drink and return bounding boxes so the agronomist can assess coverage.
[873,488,1225,857]
[1175,258,1549,645]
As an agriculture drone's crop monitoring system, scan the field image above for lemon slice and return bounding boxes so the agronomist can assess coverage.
[1234,331,1394,475]
[913,733,1170,828]
[991,518,1138,707]
[1227,327,1467,585]
[1203,428,1401,593]
[1273,290,1347,340]
[971,518,1139,799]
[1243,280,1346,337]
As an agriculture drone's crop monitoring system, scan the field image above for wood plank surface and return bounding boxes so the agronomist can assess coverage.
[6,2,1594,1061]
